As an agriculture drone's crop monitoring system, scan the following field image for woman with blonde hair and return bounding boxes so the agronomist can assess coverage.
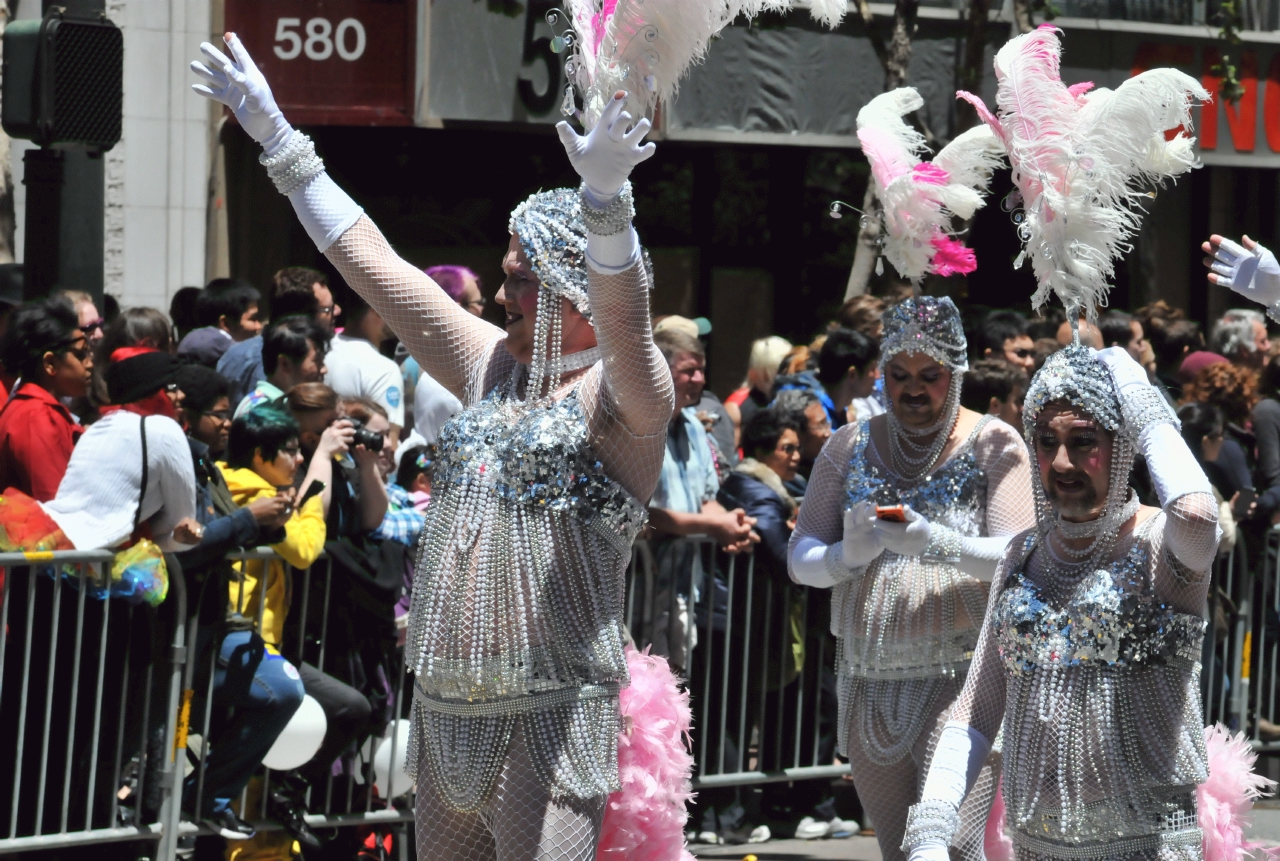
[726,335,794,443]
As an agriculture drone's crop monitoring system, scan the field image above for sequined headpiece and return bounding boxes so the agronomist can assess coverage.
[879,296,969,372]
[508,188,592,319]
[1021,343,1136,563]
[1021,344,1122,437]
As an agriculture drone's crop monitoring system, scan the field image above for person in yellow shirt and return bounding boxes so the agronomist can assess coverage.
[218,402,374,856]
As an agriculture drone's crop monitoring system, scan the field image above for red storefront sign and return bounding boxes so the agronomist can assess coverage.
[224,0,415,126]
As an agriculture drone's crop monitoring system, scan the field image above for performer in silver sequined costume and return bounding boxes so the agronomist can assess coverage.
[902,343,1220,861]
[789,296,1035,861]
[190,35,673,861]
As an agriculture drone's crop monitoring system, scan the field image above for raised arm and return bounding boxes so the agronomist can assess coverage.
[190,34,502,401]
[1099,347,1219,608]
[558,94,674,499]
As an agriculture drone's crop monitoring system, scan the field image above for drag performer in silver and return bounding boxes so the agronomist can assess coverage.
[789,296,1035,861]
[191,34,673,861]
[902,344,1219,861]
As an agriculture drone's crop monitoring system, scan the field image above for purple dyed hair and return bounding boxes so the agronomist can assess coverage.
[425,265,480,304]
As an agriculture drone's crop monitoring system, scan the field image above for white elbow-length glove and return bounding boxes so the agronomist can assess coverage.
[1209,236,1280,321]
[190,34,361,251]
[555,94,655,272]
[873,504,932,556]
[1098,347,1210,505]
[789,501,883,587]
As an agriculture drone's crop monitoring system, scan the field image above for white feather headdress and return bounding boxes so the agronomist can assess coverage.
[856,88,1005,284]
[957,25,1208,321]
[562,0,845,130]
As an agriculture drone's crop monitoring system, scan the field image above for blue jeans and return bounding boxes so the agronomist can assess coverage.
[185,630,305,814]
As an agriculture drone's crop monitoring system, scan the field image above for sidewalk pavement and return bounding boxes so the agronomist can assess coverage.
[690,808,1280,861]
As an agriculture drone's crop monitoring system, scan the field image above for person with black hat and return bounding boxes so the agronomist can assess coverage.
[40,345,199,551]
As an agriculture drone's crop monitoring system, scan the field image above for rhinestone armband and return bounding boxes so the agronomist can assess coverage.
[579,181,635,236]
[823,544,864,585]
[902,800,960,851]
[924,523,963,563]
[259,132,325,196]
[1121,385,1178,434]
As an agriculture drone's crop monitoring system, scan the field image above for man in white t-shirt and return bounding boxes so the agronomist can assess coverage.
[324,301,404,442]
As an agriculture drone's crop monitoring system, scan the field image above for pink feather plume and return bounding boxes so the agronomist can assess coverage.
[597,648,696,861]
[1200,724,1280,861]
[930,235,978,276]
[984,776,1015,861]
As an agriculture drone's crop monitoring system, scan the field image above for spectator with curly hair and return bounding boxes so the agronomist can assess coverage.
[1182,361,1259,507]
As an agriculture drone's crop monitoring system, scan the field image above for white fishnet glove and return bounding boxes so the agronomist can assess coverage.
[555,91,656,203]
[1208,236,1280,317]
[872,504,932,556]
[843,500,886,568]
[1097,346,1177,433]
[190,33,293,156]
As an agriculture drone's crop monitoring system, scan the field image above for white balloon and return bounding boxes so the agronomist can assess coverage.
[373,719,413,799]
[263,694,327,771]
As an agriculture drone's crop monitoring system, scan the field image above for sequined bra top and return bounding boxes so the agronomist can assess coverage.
[989,517,1208,858]
[831,417,993,680]
[994,531,1204,674]
[406,386,646,702]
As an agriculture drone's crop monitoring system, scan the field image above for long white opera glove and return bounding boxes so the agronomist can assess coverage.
[190,34,362,252]
[789,501,882,588]
[191,34,293,155]
[902,722,992,858]
[556,93,655,272]
[1098,347,1211,506]
[1209,237,1280,322]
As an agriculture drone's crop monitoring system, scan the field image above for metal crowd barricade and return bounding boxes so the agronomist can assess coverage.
[1247,525,1280,751]
[0,549,187,857]
[1202,532,1248,731]
[626,536,850,790]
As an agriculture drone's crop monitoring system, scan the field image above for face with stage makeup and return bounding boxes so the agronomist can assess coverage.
[884,352,954,430]
[1033,400,1115,522]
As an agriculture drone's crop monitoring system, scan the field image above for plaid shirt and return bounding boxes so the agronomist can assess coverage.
[372,483,425,546]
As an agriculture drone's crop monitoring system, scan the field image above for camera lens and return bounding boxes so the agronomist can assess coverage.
[345,418,384,452]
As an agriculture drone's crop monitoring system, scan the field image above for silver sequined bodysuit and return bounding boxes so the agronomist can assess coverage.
[407,385,646,810]
[992,516,1208,861]
[834,415,1017,762]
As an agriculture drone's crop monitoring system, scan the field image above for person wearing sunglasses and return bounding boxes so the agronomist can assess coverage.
[0,295,92,501]
[54,289,105,349]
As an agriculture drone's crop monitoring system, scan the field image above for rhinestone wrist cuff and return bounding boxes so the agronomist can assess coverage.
[580,181,635,236]
[1121,385,1178,435]
[924,524,963,563]
[259,132,325,196]
[824,544,864,584]
[902,800,960,851]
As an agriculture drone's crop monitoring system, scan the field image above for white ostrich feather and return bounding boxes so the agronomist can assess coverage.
[564,0,844,129]
[856,88,1006,283]
[961,26,1207,320]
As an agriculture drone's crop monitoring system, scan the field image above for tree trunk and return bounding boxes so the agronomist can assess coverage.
[0,1,17,265]
[845,0,919,299]
[955,0,991,133]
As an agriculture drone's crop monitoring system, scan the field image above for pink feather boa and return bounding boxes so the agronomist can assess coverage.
[597,647,696,861]
[983,726,1278,861]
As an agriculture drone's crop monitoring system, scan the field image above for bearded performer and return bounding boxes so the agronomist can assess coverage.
[186,0,850,849]
[788,88,1034,861]
[902,26,1257,861]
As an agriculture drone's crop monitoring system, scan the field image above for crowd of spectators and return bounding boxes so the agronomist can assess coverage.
[3,260,1276,854]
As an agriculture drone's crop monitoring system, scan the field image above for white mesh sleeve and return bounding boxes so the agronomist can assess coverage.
[972,419,1037,539]
[789,422,861,575]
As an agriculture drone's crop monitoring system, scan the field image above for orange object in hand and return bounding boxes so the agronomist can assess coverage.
[875,505,907,522]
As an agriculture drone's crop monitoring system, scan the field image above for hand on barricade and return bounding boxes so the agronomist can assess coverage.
[172,517,205,546]
[249,491,295,528]
[190,33,293,154]
[708,507,757,553]
[555,91,655,203]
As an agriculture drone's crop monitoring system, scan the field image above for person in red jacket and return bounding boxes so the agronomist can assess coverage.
[0,296,92,500]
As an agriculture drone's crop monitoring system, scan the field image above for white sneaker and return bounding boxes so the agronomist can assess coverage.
[697,831,721,844]
[795,817,829,840]
[747,824,772,843]
[827,817,860,838]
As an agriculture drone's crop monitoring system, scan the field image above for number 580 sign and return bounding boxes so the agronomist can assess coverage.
[225,0,414,125]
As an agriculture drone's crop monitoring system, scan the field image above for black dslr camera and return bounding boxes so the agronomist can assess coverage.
[346,418,384,452]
